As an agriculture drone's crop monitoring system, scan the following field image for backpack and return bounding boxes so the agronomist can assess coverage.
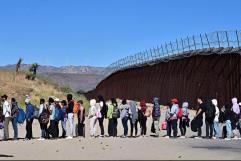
[54,107,63,122]
[177,108,183,119]
[206,104,216,121]
[161,121,167,130]
[39,109,50,124]
[33,106,40,119]
[17,108,26,124]
[73,101,79,113]
[112,106,120,118]
[153,104,161,118]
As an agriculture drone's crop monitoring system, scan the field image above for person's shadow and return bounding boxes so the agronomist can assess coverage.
[0,154,14,158]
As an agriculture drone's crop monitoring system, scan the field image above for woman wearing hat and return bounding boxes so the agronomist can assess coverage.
[170,98,179,138]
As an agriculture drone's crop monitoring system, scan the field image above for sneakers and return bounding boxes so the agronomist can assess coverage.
[194,137,202,139]
[66,136,73,140]
[179,136,186,139]
[233,136,239,140]
[37,138,45,141]
[225,138,231,141]
[164,136,169,139]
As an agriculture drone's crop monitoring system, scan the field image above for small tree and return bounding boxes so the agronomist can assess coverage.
[26,63,40,80]
[16,58,23,74]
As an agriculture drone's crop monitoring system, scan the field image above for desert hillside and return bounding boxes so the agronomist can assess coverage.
[0,70,89,108]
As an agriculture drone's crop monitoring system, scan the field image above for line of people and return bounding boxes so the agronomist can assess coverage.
[1,94,241,141]
[0,94,85,141]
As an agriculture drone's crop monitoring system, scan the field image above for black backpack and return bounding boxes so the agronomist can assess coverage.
[39,109,50,124]
[206,104,216,121]
[112,106,120,118]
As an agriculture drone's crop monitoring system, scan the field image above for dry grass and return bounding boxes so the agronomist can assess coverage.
[0,70,89,108]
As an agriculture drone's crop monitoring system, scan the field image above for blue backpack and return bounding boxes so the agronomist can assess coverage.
[17,108,26,124]
[54,107,62,122]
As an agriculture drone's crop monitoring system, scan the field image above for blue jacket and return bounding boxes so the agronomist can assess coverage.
[26,103,34,119]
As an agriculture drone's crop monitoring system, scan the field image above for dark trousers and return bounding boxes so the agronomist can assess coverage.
[205,119,214,138]
[179,118,187,136]
[98,117,105,136]
[40,123,48,138]
[167,121,172,137]
[171,119,178,137]
[130,119,138,136]
[140,117,147,135]
[108,119,114,137]
[122,117,128,136]
[55,121,59,138]
[26,119,33,139]
[113,118,118,137]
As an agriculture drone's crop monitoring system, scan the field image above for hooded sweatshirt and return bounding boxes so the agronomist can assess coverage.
[212,99,220,122]
[152,97,161,118]
[182,102,189,117]
[119,104,130,119]
[89,99,97,118]
[232,98,240,115]
[170,104,178,120]
[129,101,138,124]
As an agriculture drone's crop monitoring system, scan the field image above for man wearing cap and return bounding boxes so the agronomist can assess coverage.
[1,95,11,141]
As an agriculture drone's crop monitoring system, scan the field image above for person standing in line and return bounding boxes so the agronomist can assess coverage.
[48,97,57,139]
[129,101,138,137]
[97,95,108,137]
[179,102,189,138]
[119,99,130,138]
[194,97,205,139]
[66,94,74,139]
[89,99,98,138]
[25,97,34,140]
[212,99,220,139]
[77,100,85,137]
[107,99,114,137]
[152,97,161,137]
[60,100,67,138]
[170,98,179,138]
[231,98,240,139]
[224,104,232,140]
[1,95,11,141]
[111,98,118,137]
[164,103,172,138]
[11,98,19,140]
[38,98,49,140]
[138,100,147,137]
[205,99,216,139]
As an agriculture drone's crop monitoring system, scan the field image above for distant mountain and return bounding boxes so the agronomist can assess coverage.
[0,64,109,92]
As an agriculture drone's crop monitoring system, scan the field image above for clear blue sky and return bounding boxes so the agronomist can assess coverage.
[0,0,241,67]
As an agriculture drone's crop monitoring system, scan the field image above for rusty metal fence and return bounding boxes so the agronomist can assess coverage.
[106,30,241,73]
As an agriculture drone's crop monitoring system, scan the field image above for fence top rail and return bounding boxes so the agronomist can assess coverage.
[106,30,241,74]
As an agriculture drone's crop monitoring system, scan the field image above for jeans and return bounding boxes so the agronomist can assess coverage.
[40,123,48,138]
[61,118,67,138]
[205,119,214,138]
[140,117,147,136]
[226,120,232,139]
[4,117,10,140]
[12,117,18,140]
[166,121,172,137]
[153,117,160,136]
[171,119,178,137]
[26,119,33,139]
[113,118,118,137]
[67,113,74,137]
[179,118,187,136]
[90,116,97,136]
[122,117,128,136]
[130,119,138,137]
[213,121,220,139]
[98,117,105,136]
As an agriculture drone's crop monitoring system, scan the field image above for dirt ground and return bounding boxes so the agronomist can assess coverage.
[0,109,241,160]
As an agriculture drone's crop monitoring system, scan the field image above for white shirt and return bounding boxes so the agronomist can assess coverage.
[214,106,220,122]
[3,100,11,118]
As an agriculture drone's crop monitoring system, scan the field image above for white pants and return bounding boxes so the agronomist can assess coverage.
[90,116,97,136]
[67,113,74,137]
